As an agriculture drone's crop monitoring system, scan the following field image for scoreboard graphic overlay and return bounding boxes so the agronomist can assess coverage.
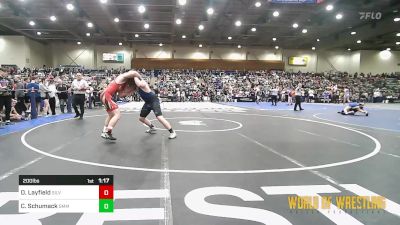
[18,175,114,213]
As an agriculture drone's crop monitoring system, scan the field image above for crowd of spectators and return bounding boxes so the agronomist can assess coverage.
[1,66,399,125]
[147,69,399,104]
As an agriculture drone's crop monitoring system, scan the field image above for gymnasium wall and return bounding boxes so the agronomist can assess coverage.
[360,50,400,74]
[0,36,28,68]
[1,36,399,74]
[0,36,51,69]
[25,38,51,68]
[132,58,285,70]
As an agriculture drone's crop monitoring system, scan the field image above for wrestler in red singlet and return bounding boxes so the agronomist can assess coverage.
[100,81,127,112]
[100,70,141,141]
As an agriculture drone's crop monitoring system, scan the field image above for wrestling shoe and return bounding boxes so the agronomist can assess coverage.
[145,127,157,134]
[101,131,117,141]
[366,113,369,116]
[168,132,177,139]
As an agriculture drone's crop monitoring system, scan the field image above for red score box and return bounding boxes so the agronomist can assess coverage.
[99,185,114,199]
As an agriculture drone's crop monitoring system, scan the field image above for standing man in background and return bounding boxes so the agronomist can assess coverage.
[67,85,73,114]
[0,69,14,125]
[287,87,294,106]
[26,76,40,117]
[57,80,68,114]
[71,73,89,119]
[47,77,57,115]
[15,76,27,115]
[343,87,350,104]
[270,86,279,106]
[294,83,304,111]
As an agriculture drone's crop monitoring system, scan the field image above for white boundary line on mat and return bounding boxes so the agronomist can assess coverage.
[21,112,381,174]
[313,113,400,133]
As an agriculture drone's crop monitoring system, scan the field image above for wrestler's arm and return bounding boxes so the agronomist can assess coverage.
[357,108,368,114]
[133,76,147,89]
[115,70,142,83]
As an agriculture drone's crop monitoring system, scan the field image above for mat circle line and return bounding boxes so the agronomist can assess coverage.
[146,117,243,132]
[20,112,381,174]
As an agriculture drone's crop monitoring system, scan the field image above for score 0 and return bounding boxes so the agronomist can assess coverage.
[99,185,114,213]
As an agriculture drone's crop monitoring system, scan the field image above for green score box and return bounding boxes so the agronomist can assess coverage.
[99,199,114,213]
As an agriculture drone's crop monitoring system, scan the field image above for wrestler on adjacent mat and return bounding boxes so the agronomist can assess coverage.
[100,70,141,140]
[133,76,177,139]
[338,102,369,116]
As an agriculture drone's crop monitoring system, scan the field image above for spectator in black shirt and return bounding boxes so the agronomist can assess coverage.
[0,69,14,125]
[57,80,68,113]
[15,77,27,115]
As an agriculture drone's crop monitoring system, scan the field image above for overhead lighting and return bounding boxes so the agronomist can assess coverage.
[336,13,343,20]
[394,18,400,22]
[87,22,94,28]
[134,34,139,38]
[182,35,186,39]
[275,46,279,49]
[235,20,242,26]
[255,2,261,7]
[302,28,308,33]
[199,44,203,48]
[29,21,35,26]
[273,11,280,17]
[138,5,146,14]
[178,0,187,6]
[228,36,232,40]
[144,23,150,29]
[272,37,277,41]
[251,27,256,32]
[198,24,204,30]
[386,48,391,51]
[50,16,57,22]
[396,33,400,37]
[357,40,362,44]
[86,33,90,37]
[36,32,41,36]
[351,31,356,35]
[0,3,2,9]
[100,0,108,3]
[379,50,392,60]
[312,47,316,50]
[317,38,320,42]
[326,4,333,11]
[347,48,351,51]
[292,23,299,28]
[207,7,214,15]
[176,18,182,25]
[77,41,81,45]
[119,42,123,46]
[396,42,400,45]
[114,17,120,23]
[159,43,163,47]
[238,45,242,49]
[66,3,74,11]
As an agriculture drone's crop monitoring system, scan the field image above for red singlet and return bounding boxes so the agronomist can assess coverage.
[100,81,127,112]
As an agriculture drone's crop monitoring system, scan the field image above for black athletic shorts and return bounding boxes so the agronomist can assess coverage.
[24,95,30,103]
[140,97,162,117]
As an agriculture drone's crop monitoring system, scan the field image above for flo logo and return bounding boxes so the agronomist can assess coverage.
[359,12,382,20]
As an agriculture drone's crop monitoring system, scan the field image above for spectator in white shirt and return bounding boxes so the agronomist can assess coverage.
[270,86,279,106]
[343,87,350,104]
[47,77,57,115]
[308,89,315,103]
[71,73,89,119]
[294,83,304,111]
